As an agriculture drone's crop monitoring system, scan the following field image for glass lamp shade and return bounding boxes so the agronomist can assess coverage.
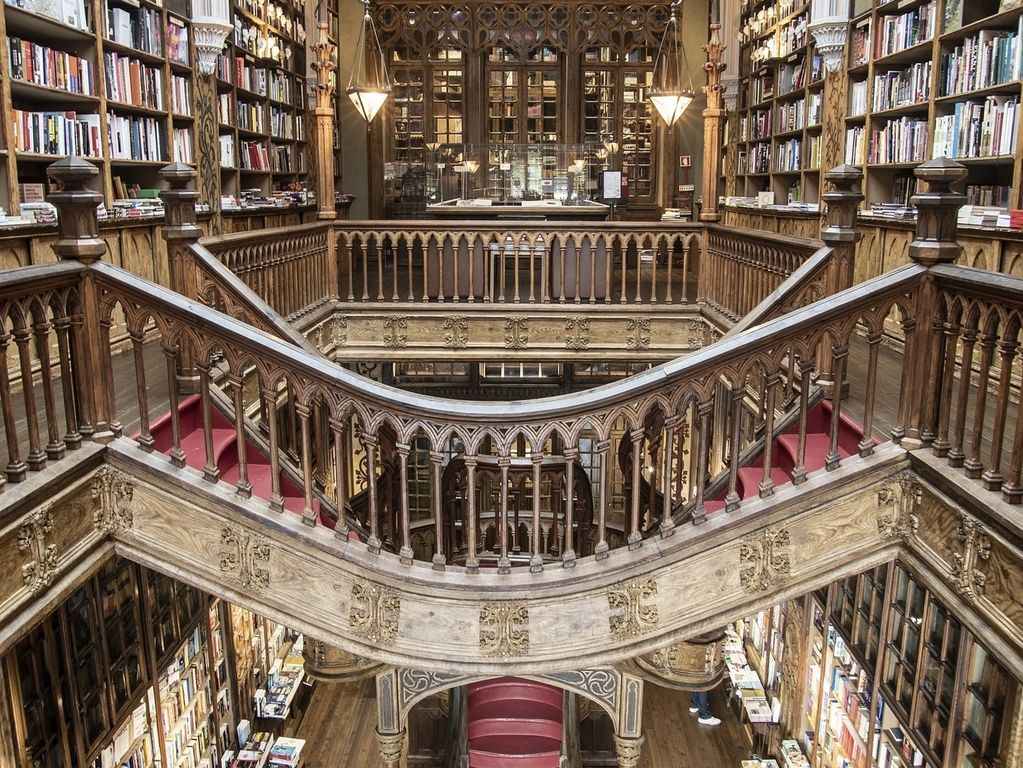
[347,87,390,123]
[649,91,695,127]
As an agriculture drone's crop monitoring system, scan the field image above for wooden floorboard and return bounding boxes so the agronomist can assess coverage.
[289,678,752,768]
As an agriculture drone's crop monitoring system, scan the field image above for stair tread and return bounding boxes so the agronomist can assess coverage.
[736,465,790,498]
[778,432,851,473]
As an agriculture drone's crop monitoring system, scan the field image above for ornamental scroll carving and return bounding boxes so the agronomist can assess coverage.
[564,316,591,350]
[877,473,920,542]
[739,527,792,593]
[384,315,410,348]
[350,581,400,645]
[18,506,59,595]
[218,525,271,594]
[443,315,469,349]
[479,602,530,658]
[396,669,466,714]
[952,512,991,603]
[625,318,651,350]
[547,669,619,711]
[91,466,135,535]
[608,578,659,639]
[505,318,529,349]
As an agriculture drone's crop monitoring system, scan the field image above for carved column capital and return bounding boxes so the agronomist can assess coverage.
[613,734,645,768]
[375,728,406,768]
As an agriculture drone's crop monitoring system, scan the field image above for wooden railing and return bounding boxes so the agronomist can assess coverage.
[5,158,1013,579]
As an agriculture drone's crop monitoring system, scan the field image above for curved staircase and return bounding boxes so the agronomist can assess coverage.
[467,678,565,768]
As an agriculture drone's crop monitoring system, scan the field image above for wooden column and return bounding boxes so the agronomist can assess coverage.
[160,162,203,392]
[899,158,967,449]
[47,157,113,442]
[817,164,863,398]
[700,16,726,222]
[819,61,849,194]
[311,22,338,221]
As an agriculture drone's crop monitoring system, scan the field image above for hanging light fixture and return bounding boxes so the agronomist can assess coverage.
[648,0,696,128]
[346,0,391,123]
[191,0,232,76]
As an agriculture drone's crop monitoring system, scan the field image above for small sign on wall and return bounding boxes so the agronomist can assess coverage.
[679,155,692,167]
[602,170,623,200]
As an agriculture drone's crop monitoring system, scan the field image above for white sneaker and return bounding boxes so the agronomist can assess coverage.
[698,716,721,726]
[688,707,700,714]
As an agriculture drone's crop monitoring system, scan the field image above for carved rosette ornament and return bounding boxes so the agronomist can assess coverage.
[442,315,469,349]
[739,527,792,593]
[687,319,705,348]
[218,526,271,594]
[877,473,920,542]
[18,507,59,595]
[91,466,135,535]
[564,316,591,350]
[350,581,400,645]
[383,315,410,348]
[480,602,530,658]
[608,578,659,640]
[952,512,991,603]
[330,316,348,347]
[625,318,651,350]
[504,318,529,349]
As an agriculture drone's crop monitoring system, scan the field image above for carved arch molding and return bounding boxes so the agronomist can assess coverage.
[1,451,1022,679]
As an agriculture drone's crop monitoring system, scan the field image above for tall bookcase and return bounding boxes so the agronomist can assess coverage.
[734,0,1023,210]
[735,0,827,203]
[214,0,307,200]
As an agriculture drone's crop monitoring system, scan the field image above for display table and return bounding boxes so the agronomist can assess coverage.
[268,737,305,768]
[426,199,609,221]
[723,628,777,754]
[230,731,274,768]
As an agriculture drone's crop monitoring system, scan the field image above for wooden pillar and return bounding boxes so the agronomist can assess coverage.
[375,668,406,768]
[311,22,338,221]
[700,17,726,222]
[819,64,849,193]
[899,158,967,449]
[47,157,114,442]
[160,162,203,392]
[817,164,863,398]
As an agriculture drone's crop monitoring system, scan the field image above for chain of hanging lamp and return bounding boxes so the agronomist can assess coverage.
[649,0,696,127]
[346,0,392,123]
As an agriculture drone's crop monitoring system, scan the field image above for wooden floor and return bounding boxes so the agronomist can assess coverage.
[290,677,750,768]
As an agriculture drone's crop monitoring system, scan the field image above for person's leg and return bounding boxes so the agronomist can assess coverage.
[695,690,711,718]
[689,692,700,714]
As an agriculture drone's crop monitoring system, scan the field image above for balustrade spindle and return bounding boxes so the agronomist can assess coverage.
[14,326,45,471]
[198,365,219,481]
[982,334,1019,490]
[297,403,316,525]
[859,332,882,458]
[345,240,356,302]
[391,239,400,301]
[646,438,658,528]
[164,346,185,469]
[32,319,63,461]
[467,238,476,304]
[965,331,998,479]
[628,429,643,547]
[947,321,978,466]
[724,384,744,511]
[229,375,251,498]
[421,240,432,303]
[365,433,381,553]
[452,239,462,304]
[791,359,813,484]
[430,450,444,569]
[1004,383,1023,502]
[130,332,154,453]
[530,453,544,571]
[619,244,627,303]
[396,442,413,565]
[563,448,577,566]
[264,389,284,513]
[556,243,566,304]
[603,239,612,306]
[760,373,779,497]
[0,333,26,482]
[406,239,415,302]
[573,241,582,305]
[361,238,370,302]
[826,345,849,470]
[464,455,479,573]
[513,241,523,304]
[932,316,962,457]
[53,316,80,450]
[692,400,712,524]
[498,455,511,573]
[660,421,676,536]
[376,237,385,302]
[331,418,348,536]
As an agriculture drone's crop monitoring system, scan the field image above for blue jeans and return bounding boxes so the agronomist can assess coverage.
[690,690,711,718]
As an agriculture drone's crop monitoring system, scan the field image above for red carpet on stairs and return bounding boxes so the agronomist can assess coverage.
[146,395,325,523]
[467,678,564,768]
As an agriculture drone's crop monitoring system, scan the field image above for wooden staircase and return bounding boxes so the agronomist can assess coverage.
[467,677,565,768]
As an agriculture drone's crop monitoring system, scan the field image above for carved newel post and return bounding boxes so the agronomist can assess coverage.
[47,157,116,441]
[311,22,338,221]
[898,157,967,449]
[817,164,863,398]
[700,15,727,222]
[160,163,203,391]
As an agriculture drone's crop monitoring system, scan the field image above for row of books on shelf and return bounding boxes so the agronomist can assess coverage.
[777,53,824,95]
[165,716,211,768]
[776,12,807,59]
[104,53,164,110]
[11,109,101,156]
[741,143,772,174]
[932,97,1019,159]
[866,62,932,114]
[168,17,190,66]
[160,668,209,732]
[741,110,772,141]
[109,113,167,161]
[107,5,164,57]
[844,119,929,165]
[875,2,936,59]
[219,189,311,210]
[4,0,89,31]
[8,38,95,96]
[95,699,153,768]
[939,22,1023,97]
[723,627,777,724]
[776,94,822,132]
[171,75,192,116]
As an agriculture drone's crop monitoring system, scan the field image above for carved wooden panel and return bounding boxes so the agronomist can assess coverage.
[959,236,999,273]
[0,241,30,271]
[29,235,60,265]
[854,225,885,285]
[1000,241,1023,277]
